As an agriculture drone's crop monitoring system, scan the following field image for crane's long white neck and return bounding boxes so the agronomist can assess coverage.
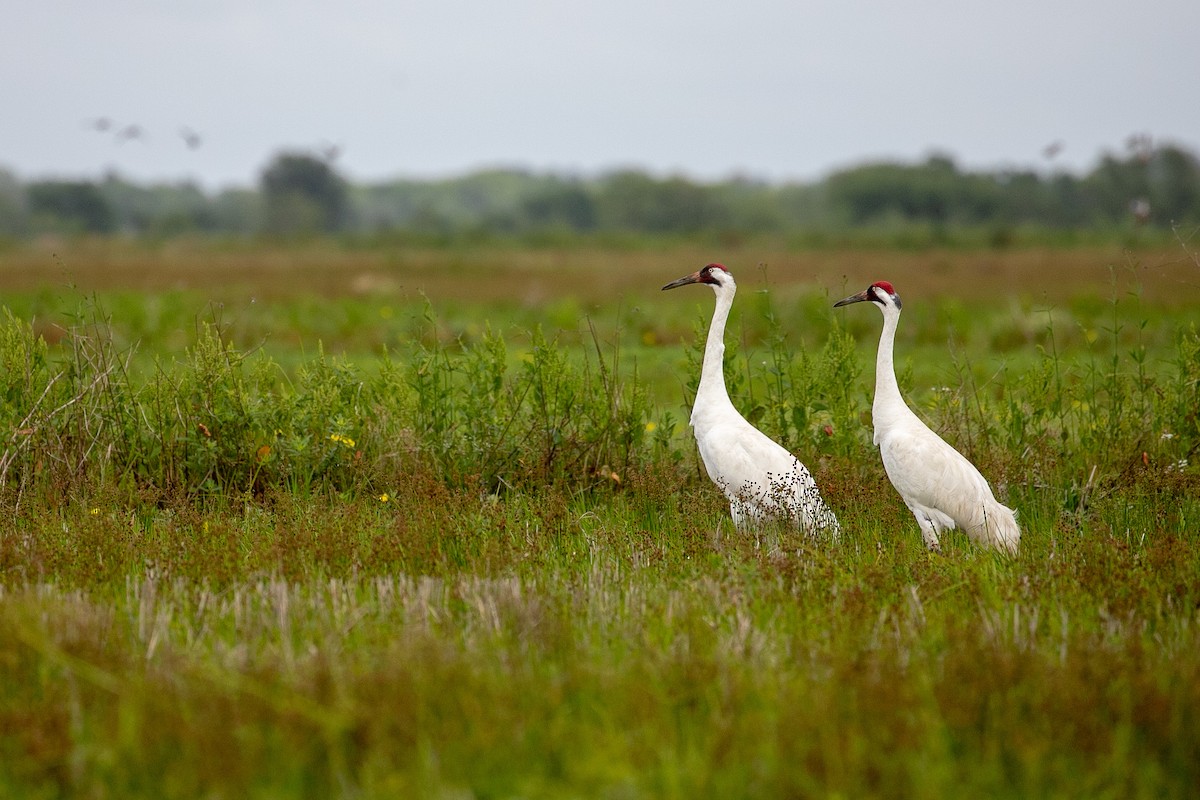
[872,304,909,427]
[696,281,736,412]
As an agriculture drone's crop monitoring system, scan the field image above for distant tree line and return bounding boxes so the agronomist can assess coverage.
[2,142,1198,242]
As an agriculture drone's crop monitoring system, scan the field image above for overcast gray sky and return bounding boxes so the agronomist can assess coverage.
[4,0,1198,190]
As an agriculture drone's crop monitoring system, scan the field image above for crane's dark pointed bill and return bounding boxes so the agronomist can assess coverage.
[662,271,703,291]
[834,289,872,307]
[663,263,728,291]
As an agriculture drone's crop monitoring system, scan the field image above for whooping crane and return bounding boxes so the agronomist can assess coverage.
[663,263,840,537]
[834,281,1020,554]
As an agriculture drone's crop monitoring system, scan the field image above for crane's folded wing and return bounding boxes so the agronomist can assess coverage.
[878,428,995,521]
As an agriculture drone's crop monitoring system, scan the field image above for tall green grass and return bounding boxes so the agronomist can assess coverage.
[6,275,1195,505]
[1,250,1198,797]
[3,488,1197,797]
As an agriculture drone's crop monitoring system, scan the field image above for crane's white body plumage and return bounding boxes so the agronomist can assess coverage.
[836,282,1019,554]
[664,264,840,537]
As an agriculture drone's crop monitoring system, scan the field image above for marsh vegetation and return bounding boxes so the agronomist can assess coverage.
[1,237,1197,797]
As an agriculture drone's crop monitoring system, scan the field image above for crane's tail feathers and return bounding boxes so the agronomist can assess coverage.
[802,505,842,540]
[979,501,1021,555]
[723,467,841,541]
[724,477,841,541]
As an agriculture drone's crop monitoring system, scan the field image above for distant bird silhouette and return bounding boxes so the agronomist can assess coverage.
[835,281,1019,554]
[114,124,146,144]
[179,126,202,149]
[662,263,840,537]
[319,141,343,162]
[1126,132,1153,164]
[84,116,114,133]
[1041,140,1064,160]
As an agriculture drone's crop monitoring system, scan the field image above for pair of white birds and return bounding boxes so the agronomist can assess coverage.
[662,262,1020,555]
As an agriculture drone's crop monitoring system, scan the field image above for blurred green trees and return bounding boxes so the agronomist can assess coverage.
[260,152,349,235]
[1,142,1197,240]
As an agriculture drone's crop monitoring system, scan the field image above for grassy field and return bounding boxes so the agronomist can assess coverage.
[1,237,1198,798]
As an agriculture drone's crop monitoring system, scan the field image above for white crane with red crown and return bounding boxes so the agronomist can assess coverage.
[663,263,841,537]
[834,280,1020,554]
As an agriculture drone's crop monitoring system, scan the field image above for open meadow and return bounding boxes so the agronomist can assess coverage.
[1,236,1199,798]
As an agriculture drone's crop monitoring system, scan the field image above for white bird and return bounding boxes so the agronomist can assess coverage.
[834,281,1020,554]
[663,263,840,537]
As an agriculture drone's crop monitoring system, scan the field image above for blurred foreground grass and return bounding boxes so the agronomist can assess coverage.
[3,485,1197,798]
